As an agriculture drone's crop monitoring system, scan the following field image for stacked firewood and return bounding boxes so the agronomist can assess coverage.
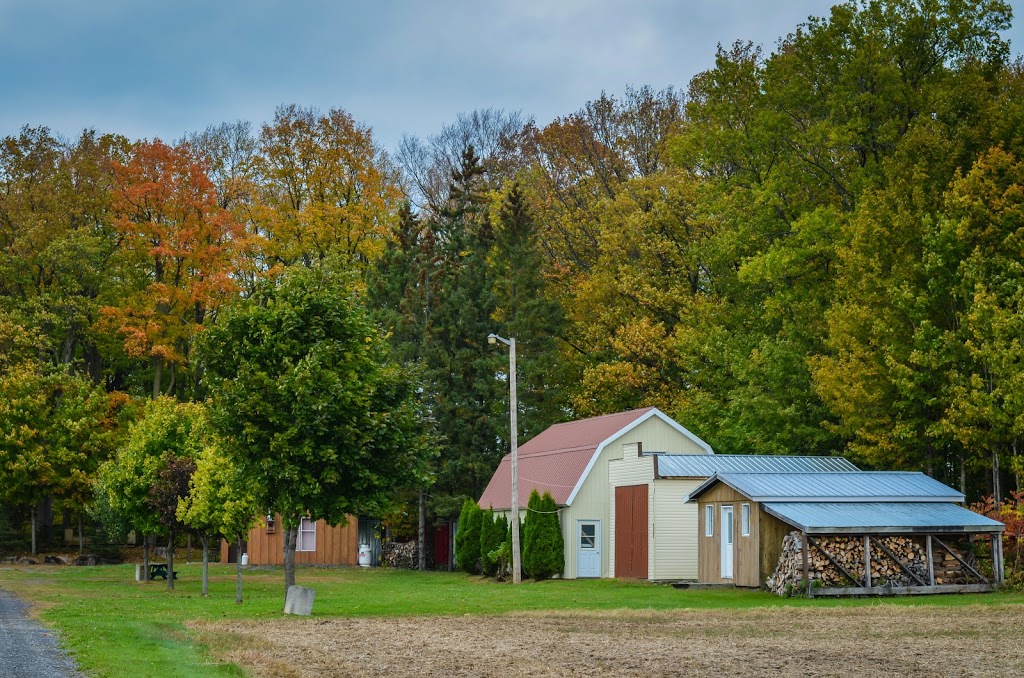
[381,541,417,569]
[766,531,973,596]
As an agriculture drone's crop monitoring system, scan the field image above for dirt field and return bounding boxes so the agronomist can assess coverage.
[190,603,1024,677]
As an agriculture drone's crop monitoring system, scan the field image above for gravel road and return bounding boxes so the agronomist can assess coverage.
[0,588,82,678]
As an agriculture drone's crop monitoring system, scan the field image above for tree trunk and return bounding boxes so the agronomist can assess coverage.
[283,523,298,599]
[167,530,175,591]
[960,455,967,495]
[235,536,244,605]
[201,535,209,597]
[993,448,1002,505]
[187,533,192,564]
[30,504,37,556]
[78,514,84,556]
[418,490,426,571]
[143,533,151,581]
[152,356,163,399]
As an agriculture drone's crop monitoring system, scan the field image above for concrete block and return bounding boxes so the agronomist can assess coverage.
[135,564,144,581]
[284,585,315,615]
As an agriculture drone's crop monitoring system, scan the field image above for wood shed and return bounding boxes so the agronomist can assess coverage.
[686,472,1005,596]
[220,514,380,567]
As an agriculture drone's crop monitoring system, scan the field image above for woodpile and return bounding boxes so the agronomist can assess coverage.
[381,541,417,569]
[766,531,975,596]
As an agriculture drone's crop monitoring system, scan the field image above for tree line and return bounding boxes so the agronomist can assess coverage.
[2,0,1023,573]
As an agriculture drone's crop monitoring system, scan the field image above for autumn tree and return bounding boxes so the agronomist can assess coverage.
[199,260,434,596]
[252,105,402,272]
[101,139,241,400]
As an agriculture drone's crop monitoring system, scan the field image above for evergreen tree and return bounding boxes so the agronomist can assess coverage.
[522,490,563,580]
[479,507,507,577]
[491,182,571,440]
[454,498,482,574]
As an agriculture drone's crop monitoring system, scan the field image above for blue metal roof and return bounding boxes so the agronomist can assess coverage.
[763,502,1004,534]
[654,454,858,478]
[687,472,966,503]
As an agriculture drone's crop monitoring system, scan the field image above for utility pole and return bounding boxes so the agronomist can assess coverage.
[488,333,521,584]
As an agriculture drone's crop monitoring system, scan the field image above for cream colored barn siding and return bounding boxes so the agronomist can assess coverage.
[562,414,709,579]
[651,478,701,580]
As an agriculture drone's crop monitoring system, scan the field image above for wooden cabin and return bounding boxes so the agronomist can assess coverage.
[687,472,1005,596]
[220,513,381,566]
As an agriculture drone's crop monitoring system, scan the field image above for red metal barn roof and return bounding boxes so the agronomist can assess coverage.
[479,408,658,509]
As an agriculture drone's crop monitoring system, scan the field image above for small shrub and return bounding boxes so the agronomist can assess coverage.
[454,499,483,574]
[522,490,563,580]
[480,508,507,577]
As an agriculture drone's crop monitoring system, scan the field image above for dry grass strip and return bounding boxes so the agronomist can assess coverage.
[190,604,1024,677]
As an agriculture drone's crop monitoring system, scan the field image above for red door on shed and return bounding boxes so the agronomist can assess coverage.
[615,484,649,579]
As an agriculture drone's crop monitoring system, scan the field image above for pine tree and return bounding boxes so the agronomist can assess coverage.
[491,182,571,440]
[454,499,483,574]
[479,508,506,577]
[522,491,563,580]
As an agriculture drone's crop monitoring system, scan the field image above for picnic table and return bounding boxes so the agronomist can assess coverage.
[148,563,177,580]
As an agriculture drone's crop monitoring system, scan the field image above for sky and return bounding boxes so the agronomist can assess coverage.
[2,0,1022,154]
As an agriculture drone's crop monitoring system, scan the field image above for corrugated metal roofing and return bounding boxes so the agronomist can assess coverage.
[763,502,1004,534]
[655,454,858,477]
[695,472,966,503]
[479,408,660,509]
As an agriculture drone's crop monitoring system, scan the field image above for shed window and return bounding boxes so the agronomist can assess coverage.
[297,517,316,552]
[579,523,596,549]
[741,504,750,536]
[704,505,714,537]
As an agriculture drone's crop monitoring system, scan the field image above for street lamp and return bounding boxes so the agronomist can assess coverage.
[488,332,521,584]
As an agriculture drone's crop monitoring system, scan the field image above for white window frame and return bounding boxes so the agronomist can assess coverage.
[741,503,750,537]
[297,517,317,552]
[704,504,714,537]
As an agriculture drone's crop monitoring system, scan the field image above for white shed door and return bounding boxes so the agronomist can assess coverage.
[721,505,734,579]
[577,520,601,578]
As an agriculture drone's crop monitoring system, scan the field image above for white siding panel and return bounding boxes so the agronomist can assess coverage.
[651,478,702,580]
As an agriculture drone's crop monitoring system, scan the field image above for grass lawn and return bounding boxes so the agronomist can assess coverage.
[1,563,1023,677]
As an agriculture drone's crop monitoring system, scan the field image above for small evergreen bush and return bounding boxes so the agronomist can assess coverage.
[480,508,506,577]
[454,499,483,574]
[523,490,563,580]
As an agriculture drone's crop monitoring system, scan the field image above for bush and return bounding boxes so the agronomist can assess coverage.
[454,499,482,574]
[523,490,563,580]
[480,508,507,577]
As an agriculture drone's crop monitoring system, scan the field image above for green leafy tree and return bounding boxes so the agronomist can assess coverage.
[0,362,119,554]
[199,260,434,596]
[95,397,205,583]
[454,498,482,574]
[178,444,260,600]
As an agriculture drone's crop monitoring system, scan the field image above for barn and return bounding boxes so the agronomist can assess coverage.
[478,407,858,581]
[686,472,1005,595]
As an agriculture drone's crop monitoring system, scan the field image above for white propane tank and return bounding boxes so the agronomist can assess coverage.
[358,544,371,567]
[240,553,249,566]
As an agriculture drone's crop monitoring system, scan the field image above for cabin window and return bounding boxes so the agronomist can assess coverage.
[265,514,276,533]
[297,517,316,552]
[741,504,750,537]
[704,505,714,537]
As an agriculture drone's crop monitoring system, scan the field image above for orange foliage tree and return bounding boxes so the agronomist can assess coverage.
[100,139,242,398]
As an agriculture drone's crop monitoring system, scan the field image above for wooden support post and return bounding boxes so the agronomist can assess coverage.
[863,535,871,589]
[801,532,811,597]
[993,533,1004,586]
[926,535,935,586]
